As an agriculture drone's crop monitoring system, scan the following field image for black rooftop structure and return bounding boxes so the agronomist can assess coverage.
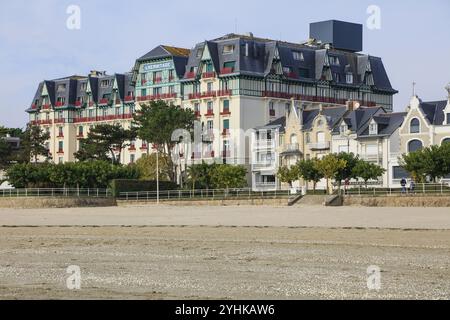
[310,20,363,52]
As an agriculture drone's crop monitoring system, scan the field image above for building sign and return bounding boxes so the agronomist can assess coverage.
[143,61,173,72]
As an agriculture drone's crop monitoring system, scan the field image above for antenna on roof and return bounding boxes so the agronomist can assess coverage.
[412,81,417,97]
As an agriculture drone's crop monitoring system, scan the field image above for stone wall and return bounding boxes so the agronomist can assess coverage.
[343,195,450,207]
[0,197,117,209]
[117,198,288,207]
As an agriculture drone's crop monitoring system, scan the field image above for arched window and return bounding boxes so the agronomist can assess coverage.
[410,118,420,133]
[443,138,450,145]
[408,139,423,153]
[290,134,297,144]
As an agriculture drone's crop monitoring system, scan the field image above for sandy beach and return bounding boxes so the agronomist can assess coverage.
[0,205,449,300]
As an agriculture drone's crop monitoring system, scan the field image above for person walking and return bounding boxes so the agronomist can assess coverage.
[410,179,416,194]
[400,178,407,195]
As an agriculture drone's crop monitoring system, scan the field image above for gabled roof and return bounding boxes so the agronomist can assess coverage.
[303,106,347,130]
[255,116,287,133]
[419,100,448,125]
[137,45,190,61]
[358,112,407,137]
[333,107,384,134]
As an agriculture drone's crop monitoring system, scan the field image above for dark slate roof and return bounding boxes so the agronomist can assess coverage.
[332,107,384,134]
[135,45,190,79]
[419,100,448,125]
[303,106,347,130]
[358,112,406,137]
[181,33,396,93]
[255,116,287,133]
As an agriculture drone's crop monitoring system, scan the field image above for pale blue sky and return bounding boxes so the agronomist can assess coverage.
[0,0,449,128]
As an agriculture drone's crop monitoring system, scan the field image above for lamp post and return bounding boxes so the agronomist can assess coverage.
[156,147,159,204]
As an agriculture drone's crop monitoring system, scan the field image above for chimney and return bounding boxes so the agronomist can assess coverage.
[346,100,361,111]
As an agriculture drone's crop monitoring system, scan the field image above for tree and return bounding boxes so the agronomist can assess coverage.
[315,154,347,194]
[186,161,217,190]
[277,165,299,188]
[74,124,137,164]
[135,153,172,181]
[297,159,323,193]
[20,124,50,163]
[210,165,247,189]
[334,152,359,191]
[0,127,12,169]
[352,160,386,188]
[400,144,450,182]
[133,100,196,182]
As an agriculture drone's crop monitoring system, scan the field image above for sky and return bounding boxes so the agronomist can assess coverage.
[0,0,449,128]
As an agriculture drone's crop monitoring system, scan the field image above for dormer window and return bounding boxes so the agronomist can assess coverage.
[293,51,304,61]
[80,83,87,91]
[340,124,348,135]
[369,123,378,135]
[100,80,110,88]
[329,56,340,66]
[223,45,235,54]
[57,84,66,92]
[196,48,204,58]
[346,73,353,84]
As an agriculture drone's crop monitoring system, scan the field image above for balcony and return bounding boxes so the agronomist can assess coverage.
[205,110,214,117]
[74,101,82,107]
[194,111,201,117]
[73,117,96,123]
[202,72,215,79]
[217,89,232,97]
[308,142,330,150]
[141,79,147,86]
[42,104,52,110]
[361,154,383,163]
[137,93,177,102]
[54,118,65,124]
[184,71,197,79]
[76,134,84,139]
[262,91,292,99]
[220,108,231,116]
[284,72,298,79]
[153,77,162,84]
[140,144,148,151]
[98,98,109,105]
[55,101,65,107]
[254,139,275,150]
[253,162,276,170]
[222,129,230,136]
[57,149,64,155]
[282,143,300,153]
[128,145,136,152]
[189,91,217,100]
[115,99,121,105]
[124,95,134,102]
[220,67,234,75]
[31,104,38,110]
[168,76,175,82]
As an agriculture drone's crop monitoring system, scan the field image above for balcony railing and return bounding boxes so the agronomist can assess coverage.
[188,91,217,100]
[220,108,231,116]
[205,110,214,117]
[254,139,275,149]
[253,162,276,170]
[222,129,230,136]
[194,111,201,117]
[74,101,82,107]
[31,119,53,126]
[42,104,51,110]
[153,77,162,84]
[202,72,216,79]
[55,101,65,107]
[283,143,300,153]
[137,93,177,102]
[220,67,234,75]
[308,142,330,150]
[185,71,196,79]
[31,104,38,109]
[284,72,298,79]
[361,154,383,163]
[217,89,232,97]
[222,150,231,158]
[54,118,66,124]
[98,98,109,105]
[124,95,134,102]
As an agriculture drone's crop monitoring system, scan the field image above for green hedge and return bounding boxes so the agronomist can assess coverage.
[110,179,178,197]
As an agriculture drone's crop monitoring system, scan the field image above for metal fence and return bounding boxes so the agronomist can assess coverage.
[0,188,112,198]
[341,183,450,196]
[119,188,291,201]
